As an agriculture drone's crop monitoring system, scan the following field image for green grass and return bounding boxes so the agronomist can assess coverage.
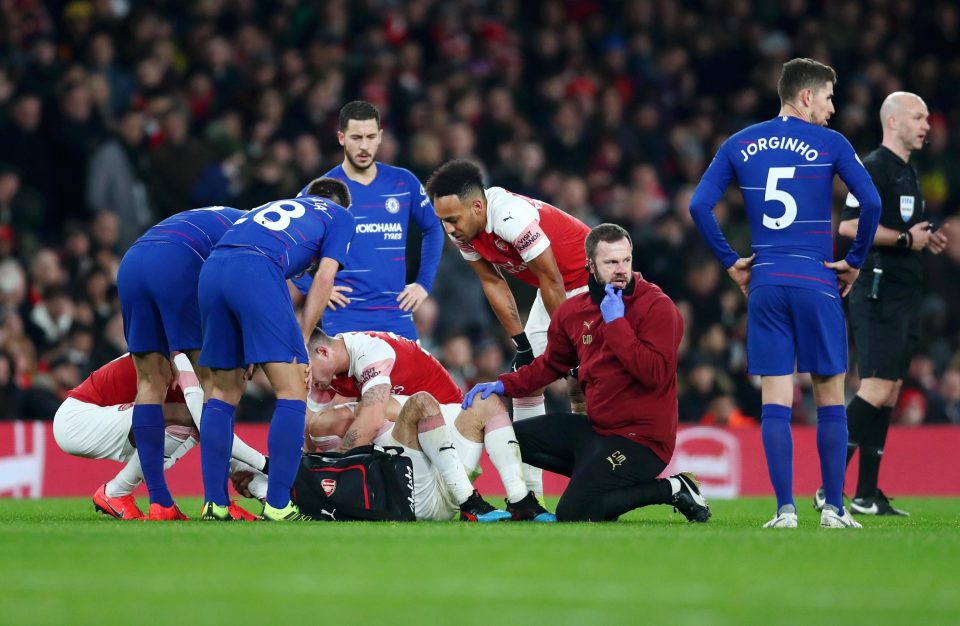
[1,497,958,625]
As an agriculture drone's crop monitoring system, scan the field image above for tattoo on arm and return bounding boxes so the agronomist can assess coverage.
[507,300,521,326]
[340,429,358,451]
[359,383,390,407]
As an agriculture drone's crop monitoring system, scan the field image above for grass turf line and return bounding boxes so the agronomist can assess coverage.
[0,497,957,625]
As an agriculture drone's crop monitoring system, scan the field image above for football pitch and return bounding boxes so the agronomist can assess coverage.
[1,497,958,625]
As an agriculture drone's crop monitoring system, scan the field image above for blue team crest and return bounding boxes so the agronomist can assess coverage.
[899,196,915,222]
[385,197,401,214]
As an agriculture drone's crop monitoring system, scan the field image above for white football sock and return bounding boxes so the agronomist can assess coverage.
[483,412,528,503]
[105,430,190,497]
[231,435,266,472]
[417,412,474,504]
[173,353,266,472]
[513,396,545,498]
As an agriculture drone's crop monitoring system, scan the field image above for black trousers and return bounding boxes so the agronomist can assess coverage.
[514,413,672,522]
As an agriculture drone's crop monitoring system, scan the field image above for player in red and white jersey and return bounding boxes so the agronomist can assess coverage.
[293,392,554,521]
[53,353,262,521]
[311,330,463,408]
[426,159,591,498]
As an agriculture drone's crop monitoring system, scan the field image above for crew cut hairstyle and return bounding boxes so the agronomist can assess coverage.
[308,326,335,350]
[777,58,837,105]
[424,159,485,203]
[304,177,351,208]
[339,100,380,130]
[585,223,632,262]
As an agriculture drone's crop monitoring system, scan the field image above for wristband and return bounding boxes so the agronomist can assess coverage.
[511,333,531,352]
[896,231,910,249]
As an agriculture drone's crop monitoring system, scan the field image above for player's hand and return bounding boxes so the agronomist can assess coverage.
[908,221,931,250]
[824,259,860,297]
[926,222,949,255]
[243,363,256,381]
[231,470,255,499]
[725,254,755,297]
[600,284,625,323]
[397,283,428,312]
[511,332,534,372]
[462,381,505,409]
[326,285,352,310]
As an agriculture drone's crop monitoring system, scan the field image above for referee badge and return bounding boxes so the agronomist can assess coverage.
[899,196,915,222]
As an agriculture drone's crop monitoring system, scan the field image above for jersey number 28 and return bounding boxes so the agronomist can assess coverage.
[234,200,306,231]
[762,167,797,230]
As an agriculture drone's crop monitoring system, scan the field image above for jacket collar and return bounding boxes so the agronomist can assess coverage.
[588,272,637,306]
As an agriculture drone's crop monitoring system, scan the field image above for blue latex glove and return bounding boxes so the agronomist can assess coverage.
[600,284,625,323]
[462,380,505,409]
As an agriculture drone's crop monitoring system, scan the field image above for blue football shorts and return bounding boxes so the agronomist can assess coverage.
[117,242,204,354]
[746,284,847,376]
[198,249,308,369]
[322,306,417,341]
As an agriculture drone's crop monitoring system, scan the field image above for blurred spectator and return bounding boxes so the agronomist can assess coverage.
[0,93,51,214]
[0,350,21,420]
[17,355,79,418]
[928,369,960,425]
[86,107,153,248]
[26,285,75,355]
[440,333,474,392]
[148,107,209,217]
[0,164,45,258]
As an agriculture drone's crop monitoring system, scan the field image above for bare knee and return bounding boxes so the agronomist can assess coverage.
[457,395,504,443]
[133,353,172,403]
[162,403,194,427]
[403,392,440,423]
[811,373,845,407]
[207,368,245,406]
[858,377,898,408]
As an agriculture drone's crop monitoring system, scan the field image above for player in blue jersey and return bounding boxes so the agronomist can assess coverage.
[295,101,443,340]
[197,177,355,521]
[689,58,882,529]
[116,205,246,520]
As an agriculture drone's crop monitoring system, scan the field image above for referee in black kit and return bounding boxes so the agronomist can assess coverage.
[815,92,950,516]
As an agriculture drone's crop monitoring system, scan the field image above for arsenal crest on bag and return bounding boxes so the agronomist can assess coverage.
[291,445,416,521]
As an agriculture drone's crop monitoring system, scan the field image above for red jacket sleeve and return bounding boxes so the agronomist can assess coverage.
[499,306,578,398]
[604,295,681,389]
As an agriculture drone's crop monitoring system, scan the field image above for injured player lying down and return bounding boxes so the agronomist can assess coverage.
[236,391,556,522]
[314,391,558,522]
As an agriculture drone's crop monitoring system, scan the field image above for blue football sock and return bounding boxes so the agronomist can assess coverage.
[266,399,306,510]
[817,404,848,511]
[200,398,235,507]
[132,404,173,507]
[761,404,794,511]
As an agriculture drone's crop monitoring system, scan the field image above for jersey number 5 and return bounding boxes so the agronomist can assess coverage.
[234,200,306,231]
[762,167,797,230]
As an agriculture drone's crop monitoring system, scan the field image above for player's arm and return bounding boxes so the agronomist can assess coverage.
[338,383,390,451]
[604,297,681,389]
[398,180,444,312]
[833,140,881,268]
[300,257,340,339]
[524,246,567,316]
[689,143,755,295]
[467,257,524,336]
[498,304,578,398]
[689,144,740,270]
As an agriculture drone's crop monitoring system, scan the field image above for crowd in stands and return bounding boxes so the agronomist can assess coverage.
[0,0,958,425]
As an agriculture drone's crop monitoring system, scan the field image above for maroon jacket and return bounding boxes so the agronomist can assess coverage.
[499,273,683,463]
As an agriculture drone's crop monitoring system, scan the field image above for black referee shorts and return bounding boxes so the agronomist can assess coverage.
[847,278,919,381]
